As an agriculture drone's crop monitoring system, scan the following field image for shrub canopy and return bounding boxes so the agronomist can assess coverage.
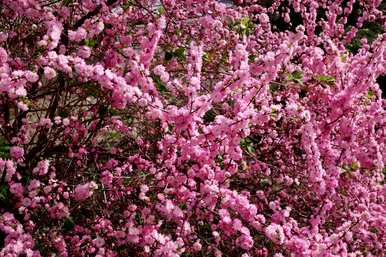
[0,0,385,256]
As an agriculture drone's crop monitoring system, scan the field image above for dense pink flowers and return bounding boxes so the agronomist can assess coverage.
[68,28,88,42]
[0,47,7,64]
[10,146,24,160]
[32,160,50,176]
[0,0,385,256]
[74,182,98,201]
[44,66,57,80]
[265,223,285,245]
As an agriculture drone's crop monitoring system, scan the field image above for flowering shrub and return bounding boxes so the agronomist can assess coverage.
[0,0,385,256]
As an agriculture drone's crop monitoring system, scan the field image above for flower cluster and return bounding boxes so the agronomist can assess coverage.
[0,0,385,256]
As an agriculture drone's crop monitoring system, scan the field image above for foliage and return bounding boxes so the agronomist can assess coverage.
[0,0,385,256]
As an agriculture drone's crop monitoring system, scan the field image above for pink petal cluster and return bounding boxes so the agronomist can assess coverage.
[74,182,98,201]
[265,223,285,245]
[44,66,57,80]
[0,0,385,256]
[10,146,24,160]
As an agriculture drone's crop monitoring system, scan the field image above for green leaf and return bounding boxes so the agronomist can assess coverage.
[123,177,132,186]
[63,217,75,231]
[152,75,168,93]
[202,52,210,62]
[63,0,74,6]
[270,108,278,118]
[179,203,187,210]
[203,109,216,123]
[367,89,375,99]
[0,137,10,159]
[215,154,224,162]
[173,47,185,60]
[0,184,10,205]
[351,162,360,170]
[315,74,336,84]
[240,17,251,27]
[228,20,236,30]
[240,137,251,147]
[84,38,97,47]
[175,28,183,37]
[269,83,281,93]
[165,51,173,61]
[140,172,148,178]
[340,54,348,62]
[135,212,144,225]
[247,145,255,153]
[108,108,119,116]
[237,17,255,36]
[342,164,350,171]
[260,179,270,188]
[164,47,185,61]
[157,6,165,16]
[148,190,157,201]
[248,54,256,62]
[229,17,256,36]
[33,47,45,59]
[107,131,121,140]
[122,0,135,10]
[292,70,303,80]
[240,137,255,153]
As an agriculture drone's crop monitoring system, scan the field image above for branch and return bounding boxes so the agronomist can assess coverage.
[73,5,102,30]
[73,0,119,29]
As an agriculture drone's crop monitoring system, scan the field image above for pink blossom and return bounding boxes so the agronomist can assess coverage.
[32,160,50,176]
[265,224,285,245]
[44,66,57,80]
[192,241,202,251]
[259,13,270,24]
[74,182,98,201]
[68,28,87,42]
[48,202,70,219]
[10,146,24,160]
[15,87,27,97]
[24,71,39,83]
[9,183,24,198]
[0,47,8,64]
[0,1,384,256]
[236,234,254,250]
[62,118,70,126]
[16,101,28,111]
[77,46,91,59]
